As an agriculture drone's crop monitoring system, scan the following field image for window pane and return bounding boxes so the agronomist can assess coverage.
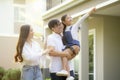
[89,35,94,80]
[14,4,25,34]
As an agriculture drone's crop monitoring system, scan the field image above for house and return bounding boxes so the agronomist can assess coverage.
[0,0,120,80]
[42,0,120,80]
[0,0,44,69]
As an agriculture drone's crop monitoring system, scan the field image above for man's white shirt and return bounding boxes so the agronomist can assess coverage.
[47,32,74,73]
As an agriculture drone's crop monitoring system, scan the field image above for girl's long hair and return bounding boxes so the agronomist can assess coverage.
[61,14,67,45]
[14,25,30,62]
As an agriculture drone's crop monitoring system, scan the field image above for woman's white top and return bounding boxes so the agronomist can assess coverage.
[22,40,42,66]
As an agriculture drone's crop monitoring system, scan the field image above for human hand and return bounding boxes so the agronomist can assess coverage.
[64,51,71,58]
[42,46,54,55]
[42,49,49,55]
[89,7,96,15]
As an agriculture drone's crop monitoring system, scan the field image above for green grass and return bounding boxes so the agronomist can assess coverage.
[45,78,51,80]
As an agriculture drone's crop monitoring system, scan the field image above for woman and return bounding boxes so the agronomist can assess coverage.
[14,24,50,80]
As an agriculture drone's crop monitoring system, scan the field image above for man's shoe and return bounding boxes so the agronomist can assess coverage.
[56,70,68,76]
[66,76,74,80]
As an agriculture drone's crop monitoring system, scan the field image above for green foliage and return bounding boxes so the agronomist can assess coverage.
[45,78,51,80]
[0,67,5,80]
[89,35,94,80]
[89,35,94,73]
[1,68,21,80]
[89,75,93,80]
[74,73,78,80]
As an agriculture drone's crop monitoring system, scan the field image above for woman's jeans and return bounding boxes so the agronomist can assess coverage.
[21,65,43,80]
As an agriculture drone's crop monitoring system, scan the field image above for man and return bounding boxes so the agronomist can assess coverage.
[46,19,75,80]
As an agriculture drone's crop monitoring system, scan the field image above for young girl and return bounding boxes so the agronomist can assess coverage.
[14,24,51,80]
[56,8,96,80]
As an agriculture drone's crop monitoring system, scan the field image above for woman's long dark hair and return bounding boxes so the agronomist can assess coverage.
[14,24,30,62]
[61,14,67,45]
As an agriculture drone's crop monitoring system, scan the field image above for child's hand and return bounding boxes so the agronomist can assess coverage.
[92,7,96,12]
[64,51,71,58]
[89,7,96,15]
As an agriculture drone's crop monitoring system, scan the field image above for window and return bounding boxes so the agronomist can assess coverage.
[14,5,25,22]
[14,4,25,34]
[89,29,96,80]
[89,34,94,80]
[46,0,67,10]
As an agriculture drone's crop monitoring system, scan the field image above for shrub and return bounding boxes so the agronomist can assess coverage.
[0,67,5,80]
[2,69,21,80]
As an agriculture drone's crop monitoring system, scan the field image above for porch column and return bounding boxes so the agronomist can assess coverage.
[79,22,89,80]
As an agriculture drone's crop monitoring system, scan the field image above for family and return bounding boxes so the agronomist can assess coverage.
[14,8,96,80]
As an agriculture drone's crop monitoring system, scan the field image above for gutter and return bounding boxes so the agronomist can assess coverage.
[42,0,87,20]
[72,0,120,18]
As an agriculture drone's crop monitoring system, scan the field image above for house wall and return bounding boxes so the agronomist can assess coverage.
[43,0,113,80]
[88,15,120,80]
[0,0,45,70]
[104,16,120,80]
[88,16,104,80]
[0,0,14,35]
[43,0,106,26]
[0,35,21,69]
[0,35,43,70]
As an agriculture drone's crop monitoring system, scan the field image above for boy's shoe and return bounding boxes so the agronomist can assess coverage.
[56,70,68,76]
[66,76,74,80]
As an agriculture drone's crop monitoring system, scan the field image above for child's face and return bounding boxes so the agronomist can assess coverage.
[52,22,64,34]
[63,15,72,26]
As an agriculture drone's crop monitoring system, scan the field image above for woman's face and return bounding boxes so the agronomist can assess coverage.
[63,15,72,26]
[27,27,34,39]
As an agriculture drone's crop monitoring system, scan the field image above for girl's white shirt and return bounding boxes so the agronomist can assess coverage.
[65,13,89,40]
[22,40,44,66]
